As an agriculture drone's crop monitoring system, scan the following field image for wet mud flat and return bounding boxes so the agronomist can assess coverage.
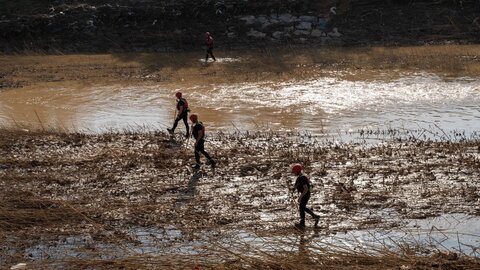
[1,130,480,269]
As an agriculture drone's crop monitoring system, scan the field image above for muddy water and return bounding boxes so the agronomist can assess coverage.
[22,214,480,260]
[0,73,479,136]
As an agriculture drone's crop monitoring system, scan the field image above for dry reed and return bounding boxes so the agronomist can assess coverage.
[1,128,479,269]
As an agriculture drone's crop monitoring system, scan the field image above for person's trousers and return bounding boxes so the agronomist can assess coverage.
[172,112,189,136]
[206,47,216,61]
[195,139,212,164]
[299,193,316,224]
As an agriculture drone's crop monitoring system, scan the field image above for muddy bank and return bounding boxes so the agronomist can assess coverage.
[1,129,479,268]
[2,45,480,91]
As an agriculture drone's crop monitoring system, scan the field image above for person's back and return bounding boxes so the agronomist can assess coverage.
[167,92,189,138]
[190,114,215,169]
[206,34,214,48]
[294,174,311,194]
[192,121,205,140]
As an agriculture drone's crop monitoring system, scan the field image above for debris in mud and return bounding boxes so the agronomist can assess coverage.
[0,129,479,268]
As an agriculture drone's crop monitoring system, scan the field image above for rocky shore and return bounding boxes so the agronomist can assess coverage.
[1,0,479,53]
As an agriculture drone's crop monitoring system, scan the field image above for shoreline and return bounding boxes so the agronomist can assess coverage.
[2,44,480,92]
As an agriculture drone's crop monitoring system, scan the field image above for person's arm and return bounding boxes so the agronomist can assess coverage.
[298,184,308,202]
[195,130,203,146]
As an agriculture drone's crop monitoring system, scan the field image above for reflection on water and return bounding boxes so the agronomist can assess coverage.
[235,214,480,257]
[0,74,479,136]
[319,214,480,256]
[20,214,480,262]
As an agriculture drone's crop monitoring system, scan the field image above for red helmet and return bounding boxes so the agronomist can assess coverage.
[291,164,302,174]
[175,91,182,98]
[189,113,198,122]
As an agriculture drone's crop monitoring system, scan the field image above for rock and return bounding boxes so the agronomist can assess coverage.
[299,15,317,23]
[328,27,342,37]
[272,31,284,39]
[269,18,279,24]
[284,26,294,32]
[293,30,311,36]
[10,263,27,270]
[311,29,326,37]
[256,16,269,24]
[239,15,255,25]
[318,18,328,31]
[246,28,266,38]
[260,20,272,29]
[0,164,10,169]
[278,13,296,23]
[296,21,312,30]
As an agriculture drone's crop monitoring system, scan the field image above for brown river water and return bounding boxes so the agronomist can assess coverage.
[0,68,479,137]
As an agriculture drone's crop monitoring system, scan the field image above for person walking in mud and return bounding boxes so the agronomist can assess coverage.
[190,113,215,169]
[291,163,320,229]
[205,32,216,62]
[167,91,190,138]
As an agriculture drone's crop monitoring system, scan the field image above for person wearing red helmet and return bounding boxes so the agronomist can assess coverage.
[292,163,320,229]
[167,91,190,138]
[205,32,216,62]
[190,113,215,169]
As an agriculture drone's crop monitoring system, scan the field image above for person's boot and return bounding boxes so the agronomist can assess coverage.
[209,159,216,168]
[295,220,306,230]
[167,128,174,135]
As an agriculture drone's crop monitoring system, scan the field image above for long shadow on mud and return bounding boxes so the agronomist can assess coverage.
[110,48,294,75]
[186,170,201,196]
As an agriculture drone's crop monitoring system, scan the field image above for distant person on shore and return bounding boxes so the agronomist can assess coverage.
[167,91,190,138]
[190,113,215,169]
[291,164,320,229]
[205,32,216,62]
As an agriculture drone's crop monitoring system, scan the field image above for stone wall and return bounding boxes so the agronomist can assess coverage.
[0,0,478,53]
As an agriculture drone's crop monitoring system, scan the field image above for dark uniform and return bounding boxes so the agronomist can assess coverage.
[294,174,319,227]
[205,33,216,62]
[170,97,189,137]
[192,121,215,168]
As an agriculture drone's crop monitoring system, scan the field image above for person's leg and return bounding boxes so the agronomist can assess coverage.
[169,116,180,133]
[305,207,317,217]
[299,198,307,226]
[207,48,216,61]
[210,49,216,61]
[302,193,320,226]
[182,113,189,137]
[198,140,215,166]
[205,49,210,62]
[194,143,201,168]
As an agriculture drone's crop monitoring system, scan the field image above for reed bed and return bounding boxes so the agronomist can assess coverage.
[1,128,479,269]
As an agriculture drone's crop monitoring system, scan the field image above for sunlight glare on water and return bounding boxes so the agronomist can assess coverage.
[0,74,479,135]
[195,73,480,134]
